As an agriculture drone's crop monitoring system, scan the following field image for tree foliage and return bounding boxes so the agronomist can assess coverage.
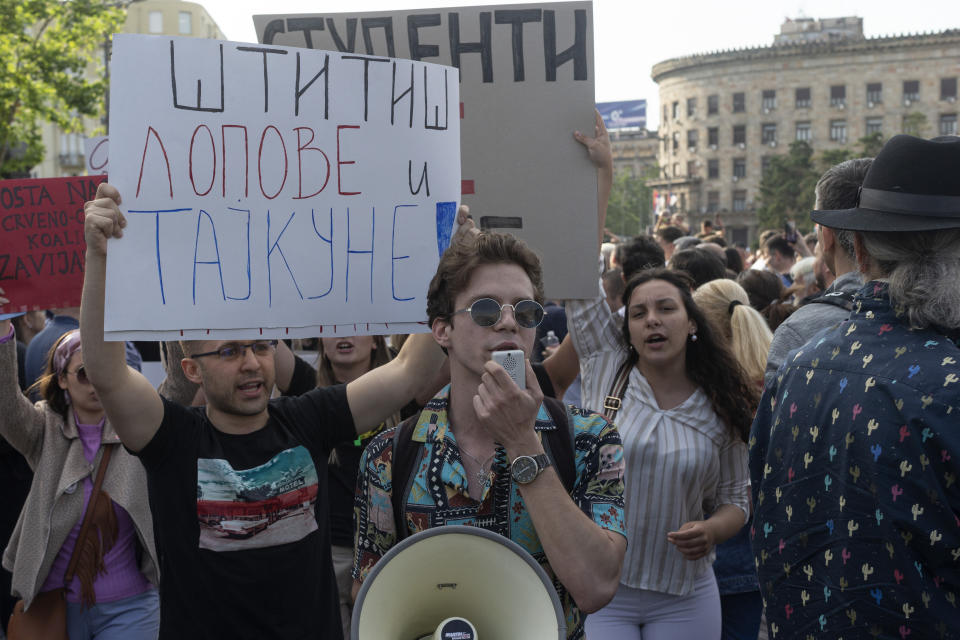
[0,0,124,176]
[606,168,655,239]
[756,141,818,233]
[756,132,890,234]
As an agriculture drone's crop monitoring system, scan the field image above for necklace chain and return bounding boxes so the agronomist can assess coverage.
[459,447,496,487]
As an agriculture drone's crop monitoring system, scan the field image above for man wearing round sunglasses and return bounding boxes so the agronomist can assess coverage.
[79,184,447,640]
[353,113,627,640]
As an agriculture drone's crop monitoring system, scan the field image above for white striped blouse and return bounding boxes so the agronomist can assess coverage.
[567,289,750,596]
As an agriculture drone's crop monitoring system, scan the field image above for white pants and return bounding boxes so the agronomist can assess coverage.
[585,568,721,640]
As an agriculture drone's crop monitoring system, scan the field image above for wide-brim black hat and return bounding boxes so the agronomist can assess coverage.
[811,135,960,232]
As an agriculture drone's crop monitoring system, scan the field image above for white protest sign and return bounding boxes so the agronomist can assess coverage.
[84,136,109,176]
[105,34,460,341]
[254,2,597,300]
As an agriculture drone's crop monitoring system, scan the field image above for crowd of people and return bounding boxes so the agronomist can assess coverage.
[0,118,958,640]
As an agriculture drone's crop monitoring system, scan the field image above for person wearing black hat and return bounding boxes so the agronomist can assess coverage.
[750,135,960,639]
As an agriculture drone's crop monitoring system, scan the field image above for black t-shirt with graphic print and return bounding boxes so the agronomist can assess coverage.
[136,388,355,639]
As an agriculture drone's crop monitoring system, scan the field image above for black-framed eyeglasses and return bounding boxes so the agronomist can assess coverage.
[66,366,90,385]
[191,340,279,361]
[452,298,544,329]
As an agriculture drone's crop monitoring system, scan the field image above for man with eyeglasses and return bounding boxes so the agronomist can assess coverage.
[78,184,446,639]
[351,115,627,640]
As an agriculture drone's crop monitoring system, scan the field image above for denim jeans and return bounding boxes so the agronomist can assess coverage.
[65,588,159,640]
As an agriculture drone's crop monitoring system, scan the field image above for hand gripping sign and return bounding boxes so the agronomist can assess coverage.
[105,34,460,340]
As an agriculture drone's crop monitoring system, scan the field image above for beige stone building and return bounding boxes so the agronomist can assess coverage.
[651,17,960,246]
[34,0,225,178]
[610,128,660,178]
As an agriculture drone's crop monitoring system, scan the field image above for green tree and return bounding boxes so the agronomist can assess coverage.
[606,168,654,238]
[858,132,884,157]
[901,112,929,137]
[756,141,818,233]
[0,0,124,176]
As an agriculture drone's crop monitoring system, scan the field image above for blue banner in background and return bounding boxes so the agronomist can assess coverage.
[596,100,647,130]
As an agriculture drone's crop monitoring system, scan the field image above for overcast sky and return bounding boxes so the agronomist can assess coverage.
[199,0,957,129]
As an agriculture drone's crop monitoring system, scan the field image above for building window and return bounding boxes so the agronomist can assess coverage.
[761,123,777,145]
[733,158,746,179]
[733,92,745,113]
[830,119,847,143]
[796,121,811,141]
[687,129,698,150]
[707,159,719,179]
[830,85,846,108]
[663,105,668,124]
[672,101,680,120]
[866,82,882,105]
[732,190,747,212]
[762,89,776,111]
[707,127,719,148]
[941,114,958,136]
[149,11,163,33]
[672,131,679,151]
[687,97,697,117]
[707,94,719,116]
[707,191,720,213]
[733,125,746,146]
[795,87,811,108]
[903,80,920,104]
[179,11,192,35]
[942,78,958,102]
[673,163,679,178]
[761,156,773,175]
[687,160,698,177]
[865,117,883,136]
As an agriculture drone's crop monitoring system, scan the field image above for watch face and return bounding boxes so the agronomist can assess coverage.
[511,456,538,484]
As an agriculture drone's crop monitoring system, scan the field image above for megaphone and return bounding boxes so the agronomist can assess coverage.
[352,525,566,640]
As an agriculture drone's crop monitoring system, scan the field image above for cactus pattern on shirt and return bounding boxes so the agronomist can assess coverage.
[751,282,960,639]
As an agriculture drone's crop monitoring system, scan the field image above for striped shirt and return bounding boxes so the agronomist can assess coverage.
[567,289,750,596]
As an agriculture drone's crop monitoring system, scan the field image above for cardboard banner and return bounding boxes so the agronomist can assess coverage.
[85,136,109,176]
[105,34,460,340]
[254,2,597,300]
[0,175,106,312]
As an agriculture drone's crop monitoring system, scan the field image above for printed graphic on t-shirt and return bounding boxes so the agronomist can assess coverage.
[197,446,319,551]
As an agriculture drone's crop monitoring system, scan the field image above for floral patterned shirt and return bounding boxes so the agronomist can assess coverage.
[751,282,960,639]
[353,386,626,640]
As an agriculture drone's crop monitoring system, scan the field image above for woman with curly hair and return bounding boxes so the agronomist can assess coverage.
[0,290,158,640]
[568,268,755,639]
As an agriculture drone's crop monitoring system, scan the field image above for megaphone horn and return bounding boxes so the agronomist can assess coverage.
[352,525,566,640]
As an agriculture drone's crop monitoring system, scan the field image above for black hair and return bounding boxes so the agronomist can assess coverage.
[724,247,744,274]
[620,268,755,442]
[655,225,684,244]
[764,236,795,259]
[618,235,666,281]
[668,248,727,289]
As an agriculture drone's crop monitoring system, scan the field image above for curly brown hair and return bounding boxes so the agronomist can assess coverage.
[426,232,544,327]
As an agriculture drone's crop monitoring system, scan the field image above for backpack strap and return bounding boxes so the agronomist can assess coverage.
[542,397,576,495]
[390,414,421,542]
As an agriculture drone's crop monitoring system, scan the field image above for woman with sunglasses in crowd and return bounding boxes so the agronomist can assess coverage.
[567,268,755,640]
[0,289,159,640]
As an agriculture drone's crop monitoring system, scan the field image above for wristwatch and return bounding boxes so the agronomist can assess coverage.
[510,454,552,484]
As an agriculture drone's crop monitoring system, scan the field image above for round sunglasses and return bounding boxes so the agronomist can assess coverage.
[452,298,545,328]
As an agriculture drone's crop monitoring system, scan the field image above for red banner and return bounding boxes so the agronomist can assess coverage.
[0,175,105,312]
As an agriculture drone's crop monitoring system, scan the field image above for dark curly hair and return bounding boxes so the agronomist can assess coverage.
[620,268,757,442]
[426,231,544,327]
